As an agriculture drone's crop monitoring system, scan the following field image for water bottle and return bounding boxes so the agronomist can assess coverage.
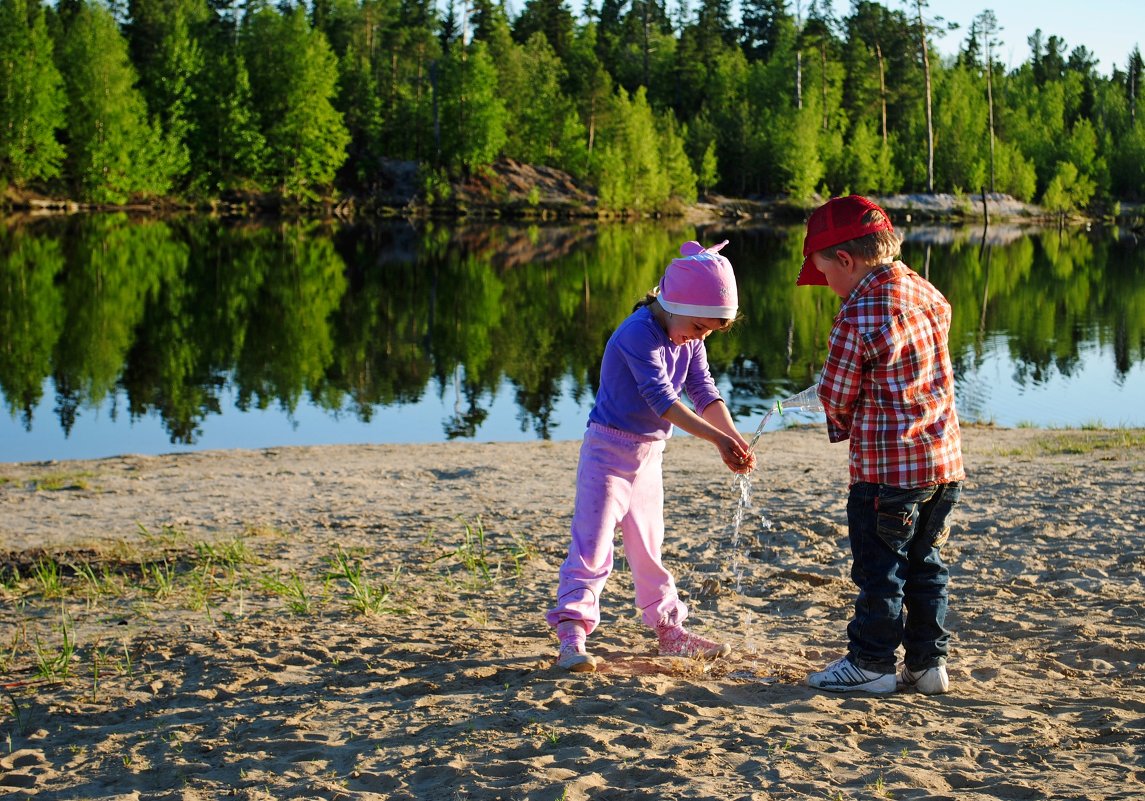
[776,383,824,415]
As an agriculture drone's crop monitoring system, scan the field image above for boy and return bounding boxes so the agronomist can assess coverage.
[797,195,965,695]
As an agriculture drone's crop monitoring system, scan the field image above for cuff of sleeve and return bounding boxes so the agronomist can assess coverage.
[694,396,722,417]
[651,393,680,418]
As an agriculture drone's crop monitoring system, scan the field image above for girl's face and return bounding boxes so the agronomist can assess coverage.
[662,312,724,346]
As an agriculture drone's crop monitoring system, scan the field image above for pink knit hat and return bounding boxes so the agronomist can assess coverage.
[658,240,738,319]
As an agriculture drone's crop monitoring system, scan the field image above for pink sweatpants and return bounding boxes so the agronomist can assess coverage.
[545,423,688,635]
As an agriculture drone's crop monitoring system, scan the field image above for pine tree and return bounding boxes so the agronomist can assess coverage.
[1127,47,1143,122]
[564,22,613,168]
[322,0,402,190]
[513,0,576,62]
[740,0,790,62]
[906,0,944,192]
[0,0,66,188]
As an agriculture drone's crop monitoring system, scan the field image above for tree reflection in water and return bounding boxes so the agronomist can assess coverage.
[1,215,1142,453]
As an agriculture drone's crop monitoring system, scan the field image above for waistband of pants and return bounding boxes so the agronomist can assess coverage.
[587,421,663,444]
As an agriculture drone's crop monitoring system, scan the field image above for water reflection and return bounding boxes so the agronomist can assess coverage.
[1,215,1142,459]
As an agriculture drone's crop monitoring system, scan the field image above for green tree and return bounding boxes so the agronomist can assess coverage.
[594,86,672,210]
[697,139,719,195]
[658,111,697,203]
[0,0,66,189]
[781,106,823,200]
[741,0,791,62]
[933,64,987,193]
[436,40,507,173]
[606,0,675,94]
[992,139,1037,201]
[189,47,266,193]
[329,2,391,189]
[57,0,173,202]
[512,0,576,62]
[124,0,209,189]
[503,33,583,169]
[242,4,349,198]
[1041,160,1095,214]
[973,9,1001,191]
[839,118,881,194]
[377,0,440,162]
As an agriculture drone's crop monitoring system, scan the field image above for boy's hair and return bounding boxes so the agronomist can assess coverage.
[634,288,735,331]
[828,209,903,265]
[797,195,902,286]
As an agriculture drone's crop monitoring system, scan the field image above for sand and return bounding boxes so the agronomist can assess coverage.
[1,426,1143,800]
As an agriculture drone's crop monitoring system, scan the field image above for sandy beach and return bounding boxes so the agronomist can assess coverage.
[2,425,1143,800]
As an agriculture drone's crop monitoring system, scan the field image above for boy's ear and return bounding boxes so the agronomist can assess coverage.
[835,249,856,271]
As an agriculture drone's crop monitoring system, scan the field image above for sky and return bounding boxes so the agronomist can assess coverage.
[822,0,1143,77]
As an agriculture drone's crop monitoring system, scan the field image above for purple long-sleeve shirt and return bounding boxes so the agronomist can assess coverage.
[588,306,723,439]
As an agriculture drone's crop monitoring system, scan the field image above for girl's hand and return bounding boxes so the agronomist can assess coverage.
[719,437,756,474]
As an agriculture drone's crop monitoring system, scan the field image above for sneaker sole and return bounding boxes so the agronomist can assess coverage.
[807,678,896,693]
[901,678,949,695]
[899,669,950,695]
[557,653,598,672]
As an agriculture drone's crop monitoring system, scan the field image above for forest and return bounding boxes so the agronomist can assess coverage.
[1,0,1143,212]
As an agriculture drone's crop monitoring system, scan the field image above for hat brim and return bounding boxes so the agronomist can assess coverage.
[796,256,828,286]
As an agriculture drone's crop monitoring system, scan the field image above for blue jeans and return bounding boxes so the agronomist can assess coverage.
[844,481,963,674]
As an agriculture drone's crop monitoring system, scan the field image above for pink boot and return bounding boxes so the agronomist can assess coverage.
[657,625,731,659]
[556,620,598,672]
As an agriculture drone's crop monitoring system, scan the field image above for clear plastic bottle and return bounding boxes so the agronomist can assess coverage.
[776,383,823,415]
[745,383,823,453]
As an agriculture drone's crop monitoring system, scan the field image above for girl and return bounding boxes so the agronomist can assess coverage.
[546,240,756,672]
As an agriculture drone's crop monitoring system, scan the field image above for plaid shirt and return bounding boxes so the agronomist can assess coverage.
[818,261,965,488]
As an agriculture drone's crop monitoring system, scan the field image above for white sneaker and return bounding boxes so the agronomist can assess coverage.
[557,643,598,672]
[807,657,896,694]
[899,664,949,695]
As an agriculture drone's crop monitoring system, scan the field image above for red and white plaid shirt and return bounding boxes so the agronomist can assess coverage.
[818,261,965,488]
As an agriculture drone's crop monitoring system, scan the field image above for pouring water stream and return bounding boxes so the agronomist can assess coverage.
[725,384,824,676]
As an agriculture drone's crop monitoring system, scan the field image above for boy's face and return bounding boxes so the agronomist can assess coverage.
[811,249,871,299]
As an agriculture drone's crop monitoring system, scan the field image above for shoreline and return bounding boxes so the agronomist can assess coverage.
[2,426,1143,799]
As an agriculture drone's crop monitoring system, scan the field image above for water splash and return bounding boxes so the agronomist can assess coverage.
[745,383,825,453]
[729,384,823,595]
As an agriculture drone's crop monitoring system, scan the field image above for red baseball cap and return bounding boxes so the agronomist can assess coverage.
[796,195,894,286]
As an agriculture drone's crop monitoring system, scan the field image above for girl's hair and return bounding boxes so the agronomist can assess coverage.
[633,287,660,311]
[633,287,736,331]
[830,209,904,264]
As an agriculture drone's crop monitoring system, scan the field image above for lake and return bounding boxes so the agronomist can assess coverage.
[2,215,1142,462]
